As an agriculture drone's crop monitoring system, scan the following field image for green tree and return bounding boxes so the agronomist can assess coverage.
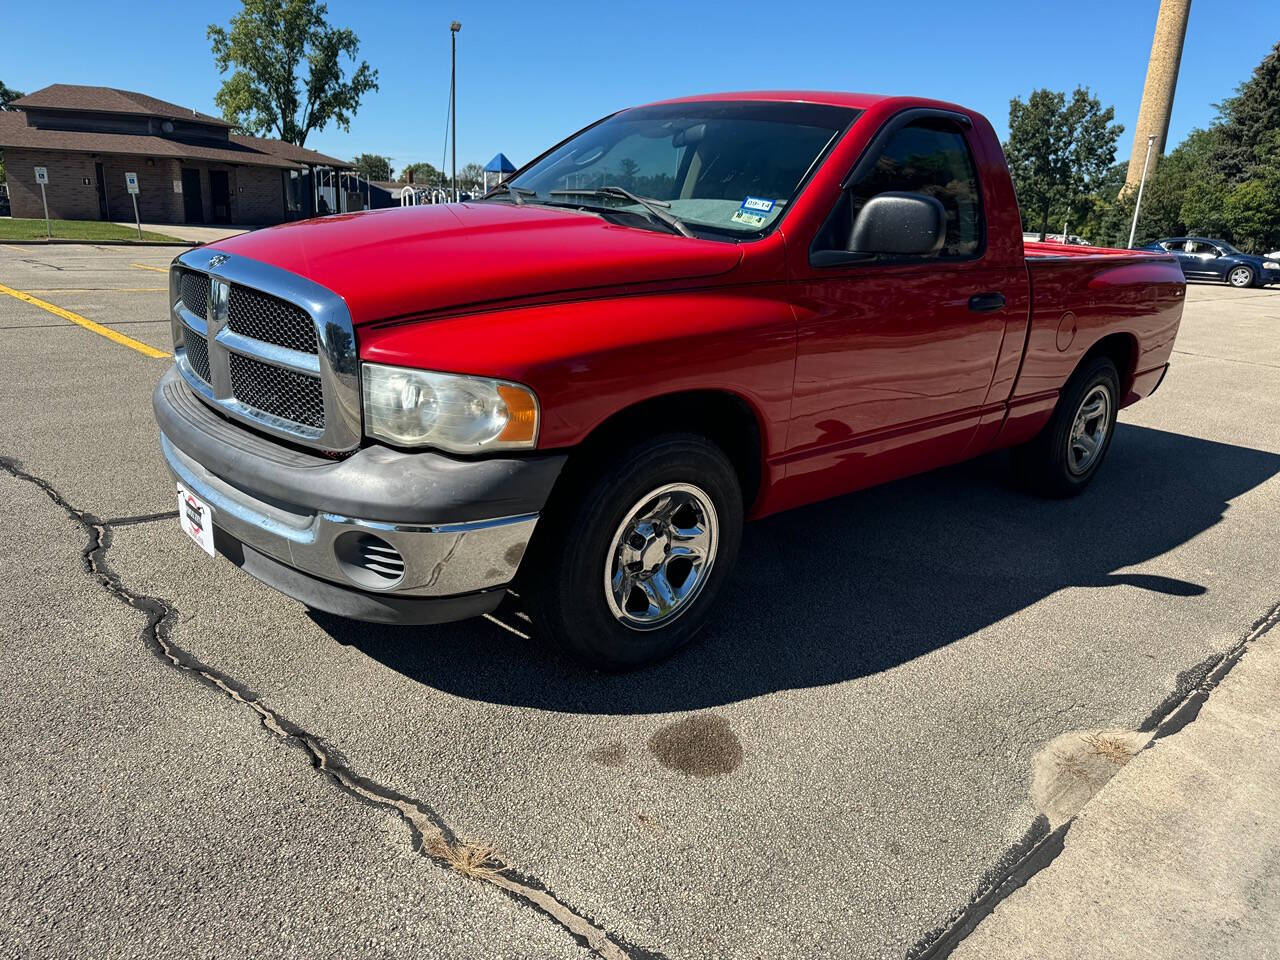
[459,162,485,191]
[0,81,23,180]
[352,152,393,181]
[402,161,442,185]
[1127,128,1223,243]
[1053,40,1280,251]
[1222,178,1280,251]
[1005,87,1123,239]
[1211,39,1280,183]
[0,80,23,110]
[208,0,378,146]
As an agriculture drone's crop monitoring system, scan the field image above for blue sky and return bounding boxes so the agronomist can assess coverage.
[5,1,1277,175]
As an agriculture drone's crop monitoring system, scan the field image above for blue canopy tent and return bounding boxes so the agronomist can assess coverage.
[482,153,517,191]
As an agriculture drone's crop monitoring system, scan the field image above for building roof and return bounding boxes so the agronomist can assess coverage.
[13,84,231,127]
[228,133,347,167]
[0,112,348,170]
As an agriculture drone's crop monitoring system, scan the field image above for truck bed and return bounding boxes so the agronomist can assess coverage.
[1011,242,1185,418]
[1023,240,1172,263]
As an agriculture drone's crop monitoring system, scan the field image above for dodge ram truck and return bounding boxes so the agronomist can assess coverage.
[154,91,1184,668]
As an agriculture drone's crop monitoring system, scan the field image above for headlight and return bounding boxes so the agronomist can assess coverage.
[361,363,538,452]
[1264,261,1280,270]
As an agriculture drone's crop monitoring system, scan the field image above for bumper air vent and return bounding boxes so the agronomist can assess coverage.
[335,532,407,589]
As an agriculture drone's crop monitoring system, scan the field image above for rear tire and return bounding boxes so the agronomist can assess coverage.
[1012,356,1120,498]
[1229,265,1255,288]
[524,433,743,670]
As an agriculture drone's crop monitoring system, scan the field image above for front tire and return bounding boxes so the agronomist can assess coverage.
[1012,356,1120,498]
[524,434,744,669]
[1228,265,1255,288]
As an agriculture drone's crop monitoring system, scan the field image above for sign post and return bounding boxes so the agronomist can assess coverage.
[33,167,50,237]
[125,172,141,240]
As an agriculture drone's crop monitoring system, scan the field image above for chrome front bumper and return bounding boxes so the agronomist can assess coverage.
[162,435,538,598]
[154,366,567,624]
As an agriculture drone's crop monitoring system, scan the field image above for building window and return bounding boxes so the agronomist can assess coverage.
[283,170,302,216]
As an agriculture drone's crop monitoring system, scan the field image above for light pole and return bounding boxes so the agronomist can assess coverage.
[1127,134,1157,248]
[450,21,461,203]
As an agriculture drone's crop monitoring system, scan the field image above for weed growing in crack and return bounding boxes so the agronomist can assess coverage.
[1083,733,1135,766]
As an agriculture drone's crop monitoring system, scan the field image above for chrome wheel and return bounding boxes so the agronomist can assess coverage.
[1229,266,1254,287]
[1067,384,1111,476]
[604,482,719,630]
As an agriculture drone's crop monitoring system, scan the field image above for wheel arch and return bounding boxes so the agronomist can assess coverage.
[1077,331,1138,399]
[557,389,767,513]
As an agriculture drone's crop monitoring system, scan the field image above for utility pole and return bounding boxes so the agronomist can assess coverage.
[451,21,461,202]
[1128,134,1157,248]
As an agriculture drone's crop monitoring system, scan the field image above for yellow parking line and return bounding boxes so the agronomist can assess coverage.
[0,281,170,359]
[26,287,167,294]
[130,262,169,273]
[1,244,29,254]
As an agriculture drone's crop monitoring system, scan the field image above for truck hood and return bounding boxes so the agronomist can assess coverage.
[208,203,744,326]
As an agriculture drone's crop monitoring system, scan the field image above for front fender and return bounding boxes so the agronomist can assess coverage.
[356,287,799,456]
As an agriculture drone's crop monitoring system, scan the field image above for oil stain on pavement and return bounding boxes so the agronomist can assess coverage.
[647,715,742,777]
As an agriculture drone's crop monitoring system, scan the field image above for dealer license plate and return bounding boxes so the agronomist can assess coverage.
[177,482,216,557]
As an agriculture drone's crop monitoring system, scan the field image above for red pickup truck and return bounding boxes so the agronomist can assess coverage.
[155,91,1184,667]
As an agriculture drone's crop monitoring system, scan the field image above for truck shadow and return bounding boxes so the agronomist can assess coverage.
[315,424,1280,714]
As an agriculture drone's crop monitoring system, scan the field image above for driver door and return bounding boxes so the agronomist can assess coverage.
[785,114,1027,495]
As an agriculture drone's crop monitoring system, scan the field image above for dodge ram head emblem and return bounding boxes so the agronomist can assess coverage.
[207,253,230,268]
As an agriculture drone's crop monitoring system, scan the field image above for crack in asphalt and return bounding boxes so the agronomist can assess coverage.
[104,509,181,526]
[0,455,663,960]
[18,440,1278,960]
[1171,349,1280,370]
[908,594,1280,960]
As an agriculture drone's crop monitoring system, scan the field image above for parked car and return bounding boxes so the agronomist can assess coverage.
[155,92,1184,668]
[1140,237,1280,288]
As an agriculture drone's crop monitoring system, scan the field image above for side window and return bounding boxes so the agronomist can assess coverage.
[815,119,984,259]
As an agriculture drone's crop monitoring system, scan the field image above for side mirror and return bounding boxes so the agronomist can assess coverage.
[848,191,946,256]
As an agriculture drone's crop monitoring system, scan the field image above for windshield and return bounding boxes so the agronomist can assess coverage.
[499,101,858,240]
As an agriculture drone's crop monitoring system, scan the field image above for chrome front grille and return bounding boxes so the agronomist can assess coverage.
[227,285,317,354]
[180,271,210,319]
[169,249,360,452]
[229,353,325,429]
[184,329,211,383]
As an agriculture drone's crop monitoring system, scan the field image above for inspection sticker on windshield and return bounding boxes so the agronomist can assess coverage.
[731,196,774,227]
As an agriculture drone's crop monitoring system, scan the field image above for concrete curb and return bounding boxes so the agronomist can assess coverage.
[0,238,199,247]
[912,599,1280,960]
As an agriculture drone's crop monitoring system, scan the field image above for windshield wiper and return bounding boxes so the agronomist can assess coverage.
[549,187,694,238]
[482,183,536,205]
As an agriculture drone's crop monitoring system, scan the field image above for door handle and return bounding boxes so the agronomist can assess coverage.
[968,292,1006,313]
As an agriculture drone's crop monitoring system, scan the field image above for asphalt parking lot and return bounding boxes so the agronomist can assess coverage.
[2,241,1279,959]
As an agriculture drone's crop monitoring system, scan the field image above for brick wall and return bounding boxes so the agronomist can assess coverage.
[100,155,184,223]
[4,148,102,220]
[233,165,286,224]
[2,149,287,225]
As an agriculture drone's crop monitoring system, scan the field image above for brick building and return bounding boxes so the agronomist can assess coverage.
[0,84,350,225]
